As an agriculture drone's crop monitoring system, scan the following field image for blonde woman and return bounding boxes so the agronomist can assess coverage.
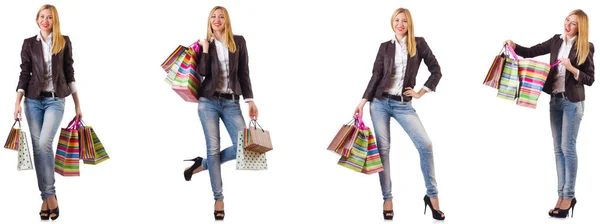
[505,9,594,219]
[354,8,445,220]
[182,6,258,220]
[13,4,82,221]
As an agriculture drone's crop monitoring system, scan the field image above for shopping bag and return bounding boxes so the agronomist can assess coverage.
[327,118,358,157]
[483,46,507,89]
[496,57,520,100]
[17,130,33,170]
[4,120,20,150]
[236,131,267,170]
[54,119,80,176]
[361,128,384,174]
[162,42,203,102]
[81,121,109,165]
[504,45,560,109]
[243,120,273,153]
[338,114,369,172]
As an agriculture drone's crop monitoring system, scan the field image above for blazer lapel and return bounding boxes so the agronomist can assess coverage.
[32,39,44,83]
[550,38,562,63]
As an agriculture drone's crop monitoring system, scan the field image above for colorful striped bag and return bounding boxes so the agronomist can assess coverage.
[161,42,203,102]
[506,45,560,109]
[243,120,273,153]
[483,46,507,88]
[496,57,520,100]
[338,114,384,174]
[4,120,20,150]
[54,119,81,176]
[327,118,358,157]
[79,120,109,165]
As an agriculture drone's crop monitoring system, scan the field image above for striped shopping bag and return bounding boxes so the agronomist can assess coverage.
[496,57,520,100]
[4,120,20,150]
[55,119,80,176]
[78,120,109,165]
[327,118,358,157]
[243,120,273,154]
[505,44,559,108]
[161,42,204,102]
[483,46,507,89]
[361,128,383,174]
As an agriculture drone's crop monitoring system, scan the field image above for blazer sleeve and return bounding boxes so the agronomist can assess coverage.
[17,39,32,92]
[362,43,386,101]
[577,42,595,86]
[63,36,75,84]
[418,38,442,92]
[198,43,210,77]
[514,35,555,58]
[237,36,254,99]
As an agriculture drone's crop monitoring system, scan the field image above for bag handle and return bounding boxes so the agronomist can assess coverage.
[66,119,80,130]
[353,113,366,130]
[248,119,266,132]
[505,44,561,68]
[190,41,202,54]
[11,119,21,129]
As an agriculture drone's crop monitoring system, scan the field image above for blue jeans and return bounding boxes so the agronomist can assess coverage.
[550,97,584,199]
[24,97,65,200]
[197,97,246,201]
[370,98,438,200]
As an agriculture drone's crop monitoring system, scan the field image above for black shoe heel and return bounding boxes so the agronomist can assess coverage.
[383,210,394,220]
[423,195,445,221]
[183,157,203,181]
[554,198,577,218]
[39,210,49,220]
[214,210,225,220]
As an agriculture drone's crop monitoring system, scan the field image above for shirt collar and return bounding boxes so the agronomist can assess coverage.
[391,35,406,45]
[36,32,53,42]
[560,33,577,44]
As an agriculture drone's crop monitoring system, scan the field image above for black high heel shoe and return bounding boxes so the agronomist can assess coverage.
[423,195,445,221]
[49,196,59,221]
[39,209,49,220]
[548,207,559,217]
[383,210,394,220]
[183,157,203,181]
[554,198,577,218]
[214,201,225,220]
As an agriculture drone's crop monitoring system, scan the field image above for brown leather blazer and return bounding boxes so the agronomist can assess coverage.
[17,35,75,99]
[197,35,253,99]
[362,37,442,102]
[515,34,595,102]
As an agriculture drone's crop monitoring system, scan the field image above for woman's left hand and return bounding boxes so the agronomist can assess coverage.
[403,87,422,99]
[74,106,82,121]
[248,102,258,120]
[559,58,574,70]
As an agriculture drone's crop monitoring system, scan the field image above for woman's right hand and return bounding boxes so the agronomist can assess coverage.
[14,103,21,121]
[504,40,516,49]
[354,99,368,118]
[199,38,209,53]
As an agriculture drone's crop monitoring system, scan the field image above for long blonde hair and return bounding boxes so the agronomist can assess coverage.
[391,8,416,57]
[206,6,236,53]
[36,4,66,55]
[568,9,590,66]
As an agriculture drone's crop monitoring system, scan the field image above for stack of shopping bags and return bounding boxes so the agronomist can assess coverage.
[160,41,203,103]
[3,120,33,171]
[327,114,384,174]
[236,120,273,170]
[483,44,560,109]
[54,119,109,176]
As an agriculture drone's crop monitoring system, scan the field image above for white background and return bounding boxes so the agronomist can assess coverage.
[0,0,598,223]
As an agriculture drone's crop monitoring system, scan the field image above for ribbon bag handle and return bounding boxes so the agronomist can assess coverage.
[66,119,81,130]
[353,113,366,130]
[248,119,266,132]
[506,44,561,67]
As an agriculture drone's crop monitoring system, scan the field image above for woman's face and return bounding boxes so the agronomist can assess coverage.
[37,9,53,33]
[564,14,579,37]
[210,9,226,32]
[393,12,408,36]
